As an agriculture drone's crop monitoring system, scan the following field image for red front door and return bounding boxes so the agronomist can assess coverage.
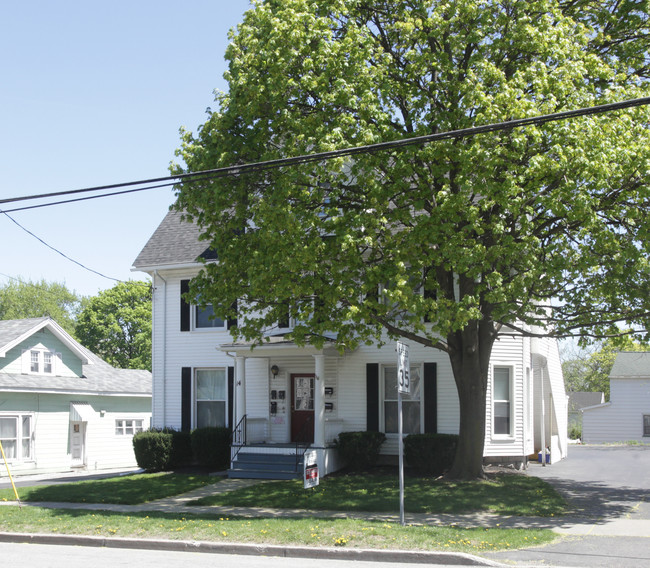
[291,374,314,443]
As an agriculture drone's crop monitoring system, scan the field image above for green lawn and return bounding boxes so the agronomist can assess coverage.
[0,473,217,505]
[0,470,564,555]
[0,506,556,554]
[191,471,566,517]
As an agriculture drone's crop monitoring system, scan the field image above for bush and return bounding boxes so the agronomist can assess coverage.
[132,430,173,472]
[167,429,194,467]
[190,427,232,470]
[568,424,582,440]
[334,431,386,471]
[404,433,458,476]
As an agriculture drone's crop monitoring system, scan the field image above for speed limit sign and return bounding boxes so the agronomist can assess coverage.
[397,341,410,394]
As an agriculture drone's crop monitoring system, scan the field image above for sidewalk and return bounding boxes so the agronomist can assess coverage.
[2,475,650,566]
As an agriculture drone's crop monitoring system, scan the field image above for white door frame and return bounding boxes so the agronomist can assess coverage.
[70,421,86,467]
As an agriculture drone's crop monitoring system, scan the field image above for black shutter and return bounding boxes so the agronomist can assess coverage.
[227,300,238,330]
[181,367,192,432]
[366,363,379,432]
[424,362,437,434]
[227,366,234,429]
[180,280,190,332]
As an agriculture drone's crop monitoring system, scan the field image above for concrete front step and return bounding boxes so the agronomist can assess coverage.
[228,451,304,480]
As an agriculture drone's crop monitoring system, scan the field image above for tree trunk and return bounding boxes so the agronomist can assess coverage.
[445,315,497,480]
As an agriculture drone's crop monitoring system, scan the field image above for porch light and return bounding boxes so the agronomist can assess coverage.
[271,364,279,376]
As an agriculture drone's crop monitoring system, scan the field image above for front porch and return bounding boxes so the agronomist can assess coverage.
[222,339,347,480]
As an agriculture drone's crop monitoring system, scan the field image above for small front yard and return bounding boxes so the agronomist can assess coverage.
[190,470,566,517]
[0,469,565,555]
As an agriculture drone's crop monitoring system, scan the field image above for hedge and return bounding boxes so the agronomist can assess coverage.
[404,433,458,475]
[334,431,386,471]
[190,426,232,470]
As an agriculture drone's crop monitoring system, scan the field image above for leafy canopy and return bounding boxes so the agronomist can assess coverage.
[175,0,650,352]
[75,281,152,370]
[0,278,82,336]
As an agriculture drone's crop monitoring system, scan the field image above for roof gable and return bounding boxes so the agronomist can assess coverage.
[132,207,215,270]
[610,352,650,378]
[0,317,89,364]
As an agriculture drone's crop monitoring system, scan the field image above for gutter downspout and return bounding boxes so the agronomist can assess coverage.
[153,270,167,427]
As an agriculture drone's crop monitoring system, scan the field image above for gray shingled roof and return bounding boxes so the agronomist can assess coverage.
[568,391,605,412]
[0,317,49,348]
[0,318,151,396]
[132,207,214,270]
[610,352,650,378]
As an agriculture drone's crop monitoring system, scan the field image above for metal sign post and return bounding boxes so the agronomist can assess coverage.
[397,341,410,526]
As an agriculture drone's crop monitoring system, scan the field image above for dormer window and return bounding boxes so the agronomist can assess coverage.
[23,349,59,375]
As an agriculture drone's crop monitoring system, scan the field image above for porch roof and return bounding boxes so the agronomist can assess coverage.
[218,335,344,357]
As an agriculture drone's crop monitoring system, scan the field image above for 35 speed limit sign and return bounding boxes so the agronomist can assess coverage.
[397,341,410,394]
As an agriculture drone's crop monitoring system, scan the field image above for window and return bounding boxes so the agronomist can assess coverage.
[383,365,421,434]
[115,419,144,436]
[196,369,227,428]
[0,415,32,461]
[23,349,58,375]
[493,367,512,436]
[195,304,227,329]
[644,415,650,437]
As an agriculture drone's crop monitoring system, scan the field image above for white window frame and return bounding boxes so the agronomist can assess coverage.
[643,415,650,438]
[193,303,228,330]
[380,363,423,436]
[0,413,33,462]
[194,368,228,429]
[492,365,515,438]
[115,419,144,436]
[22,349,59,375]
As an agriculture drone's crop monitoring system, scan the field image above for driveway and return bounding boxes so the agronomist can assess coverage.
[525,444,650,521]
[487,444,650,567]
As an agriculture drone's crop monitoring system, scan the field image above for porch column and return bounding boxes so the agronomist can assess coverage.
[235,356,246,427]
[313,354,325,448]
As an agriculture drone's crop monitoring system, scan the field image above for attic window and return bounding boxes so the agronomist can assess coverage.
[23,349,59,375]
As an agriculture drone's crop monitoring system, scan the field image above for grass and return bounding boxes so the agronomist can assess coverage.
[191,471,566,517]
[0,473,217,505]
[0,506,556,553]
[0,469,565,555]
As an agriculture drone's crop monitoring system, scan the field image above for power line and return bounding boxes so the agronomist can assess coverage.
[2,211,122,283]
[1,96,649,212]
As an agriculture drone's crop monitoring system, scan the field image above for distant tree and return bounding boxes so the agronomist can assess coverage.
[76,281,152,370]
[0,279,82,336]
[561,336,649,400]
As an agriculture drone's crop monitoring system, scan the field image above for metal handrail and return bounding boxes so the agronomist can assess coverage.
[230,414,247,465]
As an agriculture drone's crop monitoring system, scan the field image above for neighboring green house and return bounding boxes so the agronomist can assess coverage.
[568,391,605,437]
[0,317,151,476]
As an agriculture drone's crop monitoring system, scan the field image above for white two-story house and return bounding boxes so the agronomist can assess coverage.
[133,207,567,478]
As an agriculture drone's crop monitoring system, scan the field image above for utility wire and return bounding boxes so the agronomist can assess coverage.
[2,95,650,211]
[2,96,649,286]
[2,211,122,282]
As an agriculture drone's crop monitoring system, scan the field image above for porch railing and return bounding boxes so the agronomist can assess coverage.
[230,414,247,464]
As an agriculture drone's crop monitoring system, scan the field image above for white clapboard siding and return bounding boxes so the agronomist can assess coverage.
[583,377,650,443]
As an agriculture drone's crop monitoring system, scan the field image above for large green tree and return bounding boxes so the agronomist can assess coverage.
[0,279,81,336]
[75,281,152,371]
[174,0,650,479]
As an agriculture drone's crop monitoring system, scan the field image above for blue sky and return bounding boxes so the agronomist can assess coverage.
[1,0,251,297]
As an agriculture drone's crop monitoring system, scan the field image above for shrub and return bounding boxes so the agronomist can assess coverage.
[404,433,458,476]
[132,430,173,472]
[190,427,232,470]
[167,429,194,467]
[568,424,582,440]
[334,431,386,471]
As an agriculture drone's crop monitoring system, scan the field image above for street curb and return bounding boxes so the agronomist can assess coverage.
[0,531,504,566]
